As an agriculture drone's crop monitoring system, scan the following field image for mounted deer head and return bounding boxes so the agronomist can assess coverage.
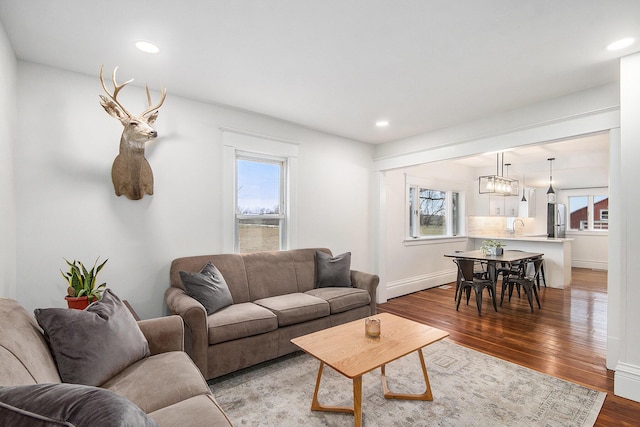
[99,65,167,200]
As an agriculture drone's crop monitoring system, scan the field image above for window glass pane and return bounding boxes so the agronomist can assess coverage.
[237,159,281,214]
[238,218,280,253]
[568,196,589,230]
[236,157,284,253]
[452,192,459,236]
[594,196,609,230]
[419,189,446,236]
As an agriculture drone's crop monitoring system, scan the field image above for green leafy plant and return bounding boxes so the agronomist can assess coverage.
[480,239,506,255]
[61,257,108,301]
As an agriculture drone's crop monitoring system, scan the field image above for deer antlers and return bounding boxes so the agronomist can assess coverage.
[99,65,167,119]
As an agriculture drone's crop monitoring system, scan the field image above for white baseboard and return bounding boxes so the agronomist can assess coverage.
[572,259,608,270]
[386,270,456,300]
[615,362,640,403]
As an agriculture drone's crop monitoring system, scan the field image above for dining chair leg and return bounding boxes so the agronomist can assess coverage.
[533,284,542,309]
[524,286,534,312]
[475,286,483,316]
[490,286,498,312]
[456,285,465,311]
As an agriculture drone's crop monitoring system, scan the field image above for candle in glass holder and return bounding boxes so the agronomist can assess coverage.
[365,317,381,338]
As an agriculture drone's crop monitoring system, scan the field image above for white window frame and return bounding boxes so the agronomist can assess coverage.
[405,175,463,241]
[222,128,299,253]
[567,193,609,232]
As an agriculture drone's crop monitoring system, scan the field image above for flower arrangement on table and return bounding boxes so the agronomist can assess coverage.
[480,239,506,256]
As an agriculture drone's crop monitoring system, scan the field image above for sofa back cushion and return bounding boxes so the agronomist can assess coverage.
[170,248,332,303]
[0,298,61,386]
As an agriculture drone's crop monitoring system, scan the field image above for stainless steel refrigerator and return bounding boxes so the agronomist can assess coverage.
[547,203,566,238]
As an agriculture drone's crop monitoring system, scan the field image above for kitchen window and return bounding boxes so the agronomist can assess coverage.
[568,195,608,231]
[408,185,460,239]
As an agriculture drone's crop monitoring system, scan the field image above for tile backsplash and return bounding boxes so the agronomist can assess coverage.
[467,216,536,236]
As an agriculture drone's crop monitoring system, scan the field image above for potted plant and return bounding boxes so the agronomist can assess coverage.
[61,257,108,309]
[480,239,506,256]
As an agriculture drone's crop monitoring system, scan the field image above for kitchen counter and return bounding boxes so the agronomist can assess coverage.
[467,236,572,289]
[469,235,573,243]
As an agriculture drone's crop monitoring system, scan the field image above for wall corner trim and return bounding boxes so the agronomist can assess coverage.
[614,361,640,403]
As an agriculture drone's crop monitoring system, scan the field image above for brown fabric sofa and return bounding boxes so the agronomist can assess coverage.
[166,248,379,380]
[0,297,233,426]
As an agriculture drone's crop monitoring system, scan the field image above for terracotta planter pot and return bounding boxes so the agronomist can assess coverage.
[65,296,95,310]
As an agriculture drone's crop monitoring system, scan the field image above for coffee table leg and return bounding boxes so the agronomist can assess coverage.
[381,348,433,401]
[310,361,355,416]
[353,376,363,427]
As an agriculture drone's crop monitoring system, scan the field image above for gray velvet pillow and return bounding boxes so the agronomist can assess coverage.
[315,251,352,288]
[0,383,158,427]
[34,289,150,387]
[179,262,234,315]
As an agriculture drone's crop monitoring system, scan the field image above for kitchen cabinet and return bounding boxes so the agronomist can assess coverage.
[489,195,518,216]
[469,187,519,217]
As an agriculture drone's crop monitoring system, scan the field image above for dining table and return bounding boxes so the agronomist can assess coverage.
[444,249,544,300]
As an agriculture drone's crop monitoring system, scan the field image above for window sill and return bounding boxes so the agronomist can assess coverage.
[403,236,467,246]
[566,230,608,236]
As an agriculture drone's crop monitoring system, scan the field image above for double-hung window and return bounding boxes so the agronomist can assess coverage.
[222,129,299,253]
[236,155,286,253]
[407,181,460,238]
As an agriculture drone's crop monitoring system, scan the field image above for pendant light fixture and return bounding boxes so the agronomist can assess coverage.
[478,152,519,196]
[521,174,527,202]
[547,157,556,203]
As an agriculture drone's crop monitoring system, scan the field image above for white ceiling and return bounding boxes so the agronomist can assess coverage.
[449,132,611,190]
[1,0,639,146]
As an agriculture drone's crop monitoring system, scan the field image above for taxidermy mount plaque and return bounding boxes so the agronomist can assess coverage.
[99,66,167,200]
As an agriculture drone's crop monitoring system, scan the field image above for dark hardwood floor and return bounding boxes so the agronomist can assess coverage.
[376,268,640,426]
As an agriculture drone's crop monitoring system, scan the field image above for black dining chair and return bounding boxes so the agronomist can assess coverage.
[453,258,497,316]
[504,257,543,312]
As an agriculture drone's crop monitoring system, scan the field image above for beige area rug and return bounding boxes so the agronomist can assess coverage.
[209,339,606,426]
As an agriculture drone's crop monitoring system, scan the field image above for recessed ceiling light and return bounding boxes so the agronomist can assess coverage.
[376,120,389,127]
[135,41,160,54]
[606,37,636,51]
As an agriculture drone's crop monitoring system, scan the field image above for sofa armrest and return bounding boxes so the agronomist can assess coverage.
[350,270,380,314]
[164,287,209,376]
[137,315,184,355]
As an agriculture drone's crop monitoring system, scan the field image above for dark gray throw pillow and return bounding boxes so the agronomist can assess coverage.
[0,383,158,427]
[179,262,234,315]
[34,289,150,387]
[315,251,352,288]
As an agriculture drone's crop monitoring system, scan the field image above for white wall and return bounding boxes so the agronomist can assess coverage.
[615,52,640,402]
[0,21,17,299]
[14,61,374,319]
[383,162,472,299]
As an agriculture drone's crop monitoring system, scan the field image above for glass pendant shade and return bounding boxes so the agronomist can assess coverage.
[478,153,519,196]
[547,158,555,194]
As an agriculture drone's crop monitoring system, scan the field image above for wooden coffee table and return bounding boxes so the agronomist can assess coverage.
[291,312,449,426]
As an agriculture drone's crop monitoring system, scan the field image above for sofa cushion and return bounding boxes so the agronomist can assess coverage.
[254,293,330,327]
[0,299,61,386]
[34,289,150,387]
[306,287,372,314]
[315,251,352,288]
[0,383,158,427]
[148,394,233,427]
[179,262,234,315]
[101,351,211,414]
[208,302,278,345]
